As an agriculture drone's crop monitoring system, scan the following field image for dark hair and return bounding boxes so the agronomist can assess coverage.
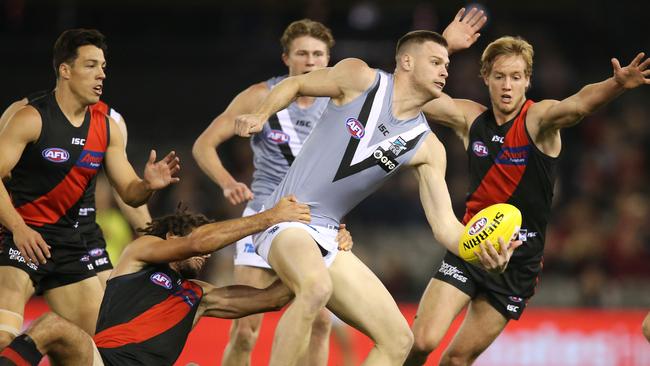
[52,28,108,78]
[280,19,335,54]
[395,30,448,57]
[138,204,213,239]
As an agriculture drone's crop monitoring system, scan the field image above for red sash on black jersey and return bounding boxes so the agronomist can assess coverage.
[15,108,109,227]
[463,100,535,224]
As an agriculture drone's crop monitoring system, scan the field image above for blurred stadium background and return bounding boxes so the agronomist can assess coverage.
[2,0,649,364]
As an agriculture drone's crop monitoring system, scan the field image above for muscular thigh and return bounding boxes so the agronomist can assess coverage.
[326,251,408,343]
[267,228,330,292]
[44,276,104,335]
[412,278,471,344]
[444,295,508,359]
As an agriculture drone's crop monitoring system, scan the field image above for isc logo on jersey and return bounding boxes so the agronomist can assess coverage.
[42,147,70,163]
[267,130,290,144]
[150,272,173,289]
[345,118,365,139]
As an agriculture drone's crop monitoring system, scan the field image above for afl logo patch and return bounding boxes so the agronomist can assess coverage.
[345,118,365,139]
[42,148,70,163]
[150,272,173,289]
[89,248,104,257]
[267,130,290,144]
[472,141,488,157]
[468,217,488,235]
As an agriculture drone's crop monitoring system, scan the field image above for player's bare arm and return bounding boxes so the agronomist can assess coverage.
[195,279,293,320]
[103,116,180,207]
[408,134,519,273]
[234,58,375,137]
[0,107,51,264]
[0,98,28,135]
[442,7,487,54]
[529,52,650,155]
[113,195,310,276]
[422,95,486,143]
[193,82,269,205]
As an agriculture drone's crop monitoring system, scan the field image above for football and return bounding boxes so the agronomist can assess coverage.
[458,203,522,265]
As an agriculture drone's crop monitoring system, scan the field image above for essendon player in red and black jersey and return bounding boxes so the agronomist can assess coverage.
[0,29,179,348]
[0,197,311,366]
[405,37,650,365]
[1,93,152,287]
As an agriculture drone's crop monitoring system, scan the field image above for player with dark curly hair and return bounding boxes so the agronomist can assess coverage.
[0,195,312,366]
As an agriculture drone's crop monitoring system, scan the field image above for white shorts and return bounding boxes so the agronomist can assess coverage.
[233,207,272,269]
[254,222,339,268]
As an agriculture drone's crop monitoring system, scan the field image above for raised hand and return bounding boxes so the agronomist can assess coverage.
[143,150,180,190]
[612,52,650,89]
[336,224,353,251]
[234,114,266,137]
[269,195,311,224]
[223,181,254,205]
[442,7,487,53]
[474,236,522,273]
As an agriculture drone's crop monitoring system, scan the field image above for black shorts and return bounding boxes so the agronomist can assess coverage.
[0,231,97,295]
[433,251,541,320]
[80,223,113,272]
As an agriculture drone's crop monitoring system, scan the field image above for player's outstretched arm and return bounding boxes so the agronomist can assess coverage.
[193,83,268,205]
[533,52,650,134]
[104,117,180,207]
[197,279,294,319]
[442,7,487,54]
[234,58,375,137]
[409,134,518,273]
[117,195,310,270]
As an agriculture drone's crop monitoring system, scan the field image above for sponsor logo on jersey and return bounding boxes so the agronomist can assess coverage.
[295,120,312,128]
[472,141,488,157]
[42,147,70,163]
[76,150,104,169]
[496,146,530,165]
[373,148,398,173]
[80,255,91,262]
[388,137,407,157]
[268,226,280,235]
[94,257,109,266]
[518,228,538,242]
[150,272,173,289]
[378,123,390,136]
[244,243,255,253]
[89,248,105,257]
[345,118,365,139]
[438,260,468,283]
[8,248,38,270]
[468,217,488,235]
[267,129,290,144]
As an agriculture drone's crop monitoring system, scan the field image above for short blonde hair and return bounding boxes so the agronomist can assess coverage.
[280,19,335,54]
[480,36,534,78]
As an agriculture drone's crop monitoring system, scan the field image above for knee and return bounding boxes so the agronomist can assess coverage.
[383,324,414,361]
[294,276,333,314]
[410,326,442,356]
[440,350,475,366]
[229,319,261,352]
[310,310,332,339]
